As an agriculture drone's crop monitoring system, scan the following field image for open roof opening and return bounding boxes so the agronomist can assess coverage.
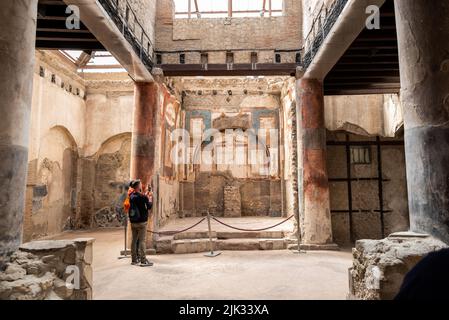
[59,50,126,73]
[174,0,283,19]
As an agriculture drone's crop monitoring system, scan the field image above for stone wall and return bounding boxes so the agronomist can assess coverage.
[327,132,409,246]
[224,185,242,217]
[302,0,339,42]
[155,0,302,64]
[117,0,157,51]
[0,239,94,300]
[180,173,282,217]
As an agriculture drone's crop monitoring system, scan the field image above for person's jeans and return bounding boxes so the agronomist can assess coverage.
[131,222,147,263]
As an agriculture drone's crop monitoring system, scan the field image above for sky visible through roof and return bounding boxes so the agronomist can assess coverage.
[174,0,283,18]
[61,50,125,73]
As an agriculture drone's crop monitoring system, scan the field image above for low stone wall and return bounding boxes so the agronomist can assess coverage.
[348,232,448,300]
[0,238,94,300]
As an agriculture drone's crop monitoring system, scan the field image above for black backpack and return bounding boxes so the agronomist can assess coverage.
[128,193,141,223]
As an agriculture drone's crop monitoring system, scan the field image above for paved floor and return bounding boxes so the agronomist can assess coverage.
[52,228,352,300]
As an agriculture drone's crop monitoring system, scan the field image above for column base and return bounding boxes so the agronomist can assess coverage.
[388,231,430,239]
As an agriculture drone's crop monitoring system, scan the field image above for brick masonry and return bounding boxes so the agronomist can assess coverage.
[224,185,242,217]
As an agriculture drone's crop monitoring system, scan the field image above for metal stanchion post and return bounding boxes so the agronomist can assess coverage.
[293,212,306,255]
[118,218,129,259]
[204,210,221,258]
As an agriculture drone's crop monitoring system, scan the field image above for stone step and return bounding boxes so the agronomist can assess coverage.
[170,230,285,240]
[287,243,340,251]
[156,238,288,254]
[216,231,285,239]
[217,238,287,251]
[173,231,216,240]
[171,238,213,254]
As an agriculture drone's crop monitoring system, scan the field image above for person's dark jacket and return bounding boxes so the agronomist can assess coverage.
[395,248,449,300]
[129,192,152,224]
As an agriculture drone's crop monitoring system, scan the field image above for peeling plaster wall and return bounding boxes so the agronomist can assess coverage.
[24,52,138,240]
[77,74,135,229]
[281,78,298,220]
[324,94,404,137]
[24,52,86,241]
[26,128,78,240]
[90,135,131,228]
[153,84,182,228]
[178,77,284,217]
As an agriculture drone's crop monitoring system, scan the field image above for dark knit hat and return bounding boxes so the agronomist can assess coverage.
[129,179,141,188]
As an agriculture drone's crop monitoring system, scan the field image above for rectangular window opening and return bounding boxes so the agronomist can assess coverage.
[201,53,209,64]
[251,52,258,64]
[350,146,371,165]
[275,53,281,63]
[226,52,234,64]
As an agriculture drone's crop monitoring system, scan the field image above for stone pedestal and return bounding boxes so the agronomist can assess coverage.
[0,0,38,270]
[395,0,449,243]
[224,185,242,217]
[348,233,448,300]
[0,238,95,300]
[296,79,334,247]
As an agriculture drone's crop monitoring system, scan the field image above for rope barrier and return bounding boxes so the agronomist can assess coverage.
[211,215,295,232]
[147,217,206,236]
[145,214,294,237]
[122,214,297,258]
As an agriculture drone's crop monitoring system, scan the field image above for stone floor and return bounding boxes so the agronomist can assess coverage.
[50,228,352,300]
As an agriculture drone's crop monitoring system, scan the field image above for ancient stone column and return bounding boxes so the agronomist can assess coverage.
[296,79,335,248]
[130,82,158,248]
[395,0,449,243]
[0,0,38,269]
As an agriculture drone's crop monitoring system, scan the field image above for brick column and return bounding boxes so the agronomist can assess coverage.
[130,82,158,248]
[296,79,337,249]
[0,0,38,269]
[395,0,449,243]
